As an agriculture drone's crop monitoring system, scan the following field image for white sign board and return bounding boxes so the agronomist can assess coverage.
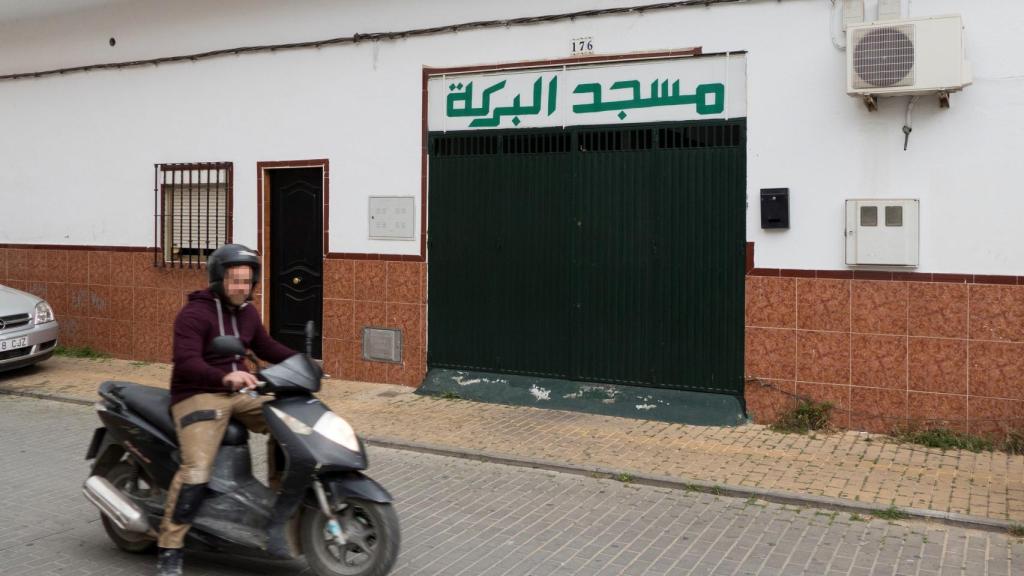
[428,54,746,131]
[368,196,416,240]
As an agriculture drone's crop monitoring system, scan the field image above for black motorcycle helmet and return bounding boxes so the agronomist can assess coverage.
[207,243,261,299]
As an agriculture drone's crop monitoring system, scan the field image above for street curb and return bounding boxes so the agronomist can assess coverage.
[0,387,94,406]
[363,436,1019,535]
[3,386,1018,535]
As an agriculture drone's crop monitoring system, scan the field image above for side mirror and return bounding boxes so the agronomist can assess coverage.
[210,335,246,357]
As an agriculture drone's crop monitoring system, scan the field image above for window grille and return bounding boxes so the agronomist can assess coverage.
[577,128,653,152]
[503,132,572,154]
[658,124,743,149]
[154,162,232,268]
[431,134,498,157]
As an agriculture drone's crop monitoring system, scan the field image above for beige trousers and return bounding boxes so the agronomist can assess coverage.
[157,392,271,549]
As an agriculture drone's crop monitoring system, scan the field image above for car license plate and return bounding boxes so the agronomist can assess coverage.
[0,336,29,352]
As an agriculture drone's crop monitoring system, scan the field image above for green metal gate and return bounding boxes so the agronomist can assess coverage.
[427,120,745,395]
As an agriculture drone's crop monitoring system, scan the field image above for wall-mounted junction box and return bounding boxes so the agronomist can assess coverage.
[845,199,919,266]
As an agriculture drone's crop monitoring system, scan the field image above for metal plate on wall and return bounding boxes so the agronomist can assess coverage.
[362,327,403,363]
[368,196,416,240]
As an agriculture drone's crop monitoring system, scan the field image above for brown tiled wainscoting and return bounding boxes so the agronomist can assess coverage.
[5,245,1020,433]
[321,258,427,387]
[1,247,208,362]
[0,248,427,387]
[745,273,1024,439]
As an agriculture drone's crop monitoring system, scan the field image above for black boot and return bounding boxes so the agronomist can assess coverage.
[156,547,184,576]
[266,523,292,559]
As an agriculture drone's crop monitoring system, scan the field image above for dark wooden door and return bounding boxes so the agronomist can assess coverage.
[269,167,323,358]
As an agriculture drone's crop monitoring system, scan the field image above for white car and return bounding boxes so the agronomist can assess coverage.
[0,284,59,372]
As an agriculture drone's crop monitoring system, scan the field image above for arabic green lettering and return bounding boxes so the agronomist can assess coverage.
[479,80,507,114]
[446,79,508,119]
[547,76,557,116]
[509,94,522,127]
[525,77,543,115]
[572,83,604,113]
[471,77,544,128]
[575,79,682,113]
[608,80,641,107]
[469,113,503,127]
[512,75,547,124]
[470,95,517,128]
[445,81,475,117]
[664,91,697,107]
[608,79,673,111]
[694,83,725,115]
[573,79,726,118]
[574,80,652,113]
[646,79,673,105]
[648,78,693,106]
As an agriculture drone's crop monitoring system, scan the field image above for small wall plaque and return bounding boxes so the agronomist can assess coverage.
[369,196,416,240]
[362,327,403,363]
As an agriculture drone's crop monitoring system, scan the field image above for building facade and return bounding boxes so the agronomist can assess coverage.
[1,0,1021,436]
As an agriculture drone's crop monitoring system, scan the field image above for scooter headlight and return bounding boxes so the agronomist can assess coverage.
[269,406,313,435]
[313,412,361,453]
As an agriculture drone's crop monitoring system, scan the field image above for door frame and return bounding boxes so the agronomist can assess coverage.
[256,159,330,329]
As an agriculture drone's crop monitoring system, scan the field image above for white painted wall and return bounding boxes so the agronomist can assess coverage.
[0,0,1020,273]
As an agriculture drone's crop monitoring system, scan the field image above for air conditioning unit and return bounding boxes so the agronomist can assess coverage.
[847,15,971,99]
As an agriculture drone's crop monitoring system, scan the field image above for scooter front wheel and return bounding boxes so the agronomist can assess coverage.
[300,498,400,576]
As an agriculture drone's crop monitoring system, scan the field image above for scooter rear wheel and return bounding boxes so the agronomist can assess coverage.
[300,498,400,576]
[101,461,158,554]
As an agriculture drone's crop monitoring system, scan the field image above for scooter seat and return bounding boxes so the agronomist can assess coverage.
[99,381,250,446]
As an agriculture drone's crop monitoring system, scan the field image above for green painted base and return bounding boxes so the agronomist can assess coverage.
[417,369,748,427]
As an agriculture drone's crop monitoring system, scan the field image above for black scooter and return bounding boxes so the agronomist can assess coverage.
[82,323,400,576]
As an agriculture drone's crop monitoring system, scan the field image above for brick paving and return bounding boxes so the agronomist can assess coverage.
[1,356,1022,525]
[0,394,1021,576]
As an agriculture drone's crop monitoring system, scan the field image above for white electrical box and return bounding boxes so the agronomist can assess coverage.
[845,199,919,266]
[368,196,416,240]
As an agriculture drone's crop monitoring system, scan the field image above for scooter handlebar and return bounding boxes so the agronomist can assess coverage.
[234,380,267,398]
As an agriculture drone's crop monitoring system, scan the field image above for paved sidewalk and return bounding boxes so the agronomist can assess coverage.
[1,356,1022,530]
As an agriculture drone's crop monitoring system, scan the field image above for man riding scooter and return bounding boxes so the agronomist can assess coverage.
[156,243,296,576]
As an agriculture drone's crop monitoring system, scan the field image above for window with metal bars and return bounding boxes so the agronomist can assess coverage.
[154,163,232,267]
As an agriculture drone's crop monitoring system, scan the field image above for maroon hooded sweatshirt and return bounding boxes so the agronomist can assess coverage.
[170,289,296,405]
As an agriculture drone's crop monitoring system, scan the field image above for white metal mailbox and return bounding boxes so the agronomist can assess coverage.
[845,199,919,266]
